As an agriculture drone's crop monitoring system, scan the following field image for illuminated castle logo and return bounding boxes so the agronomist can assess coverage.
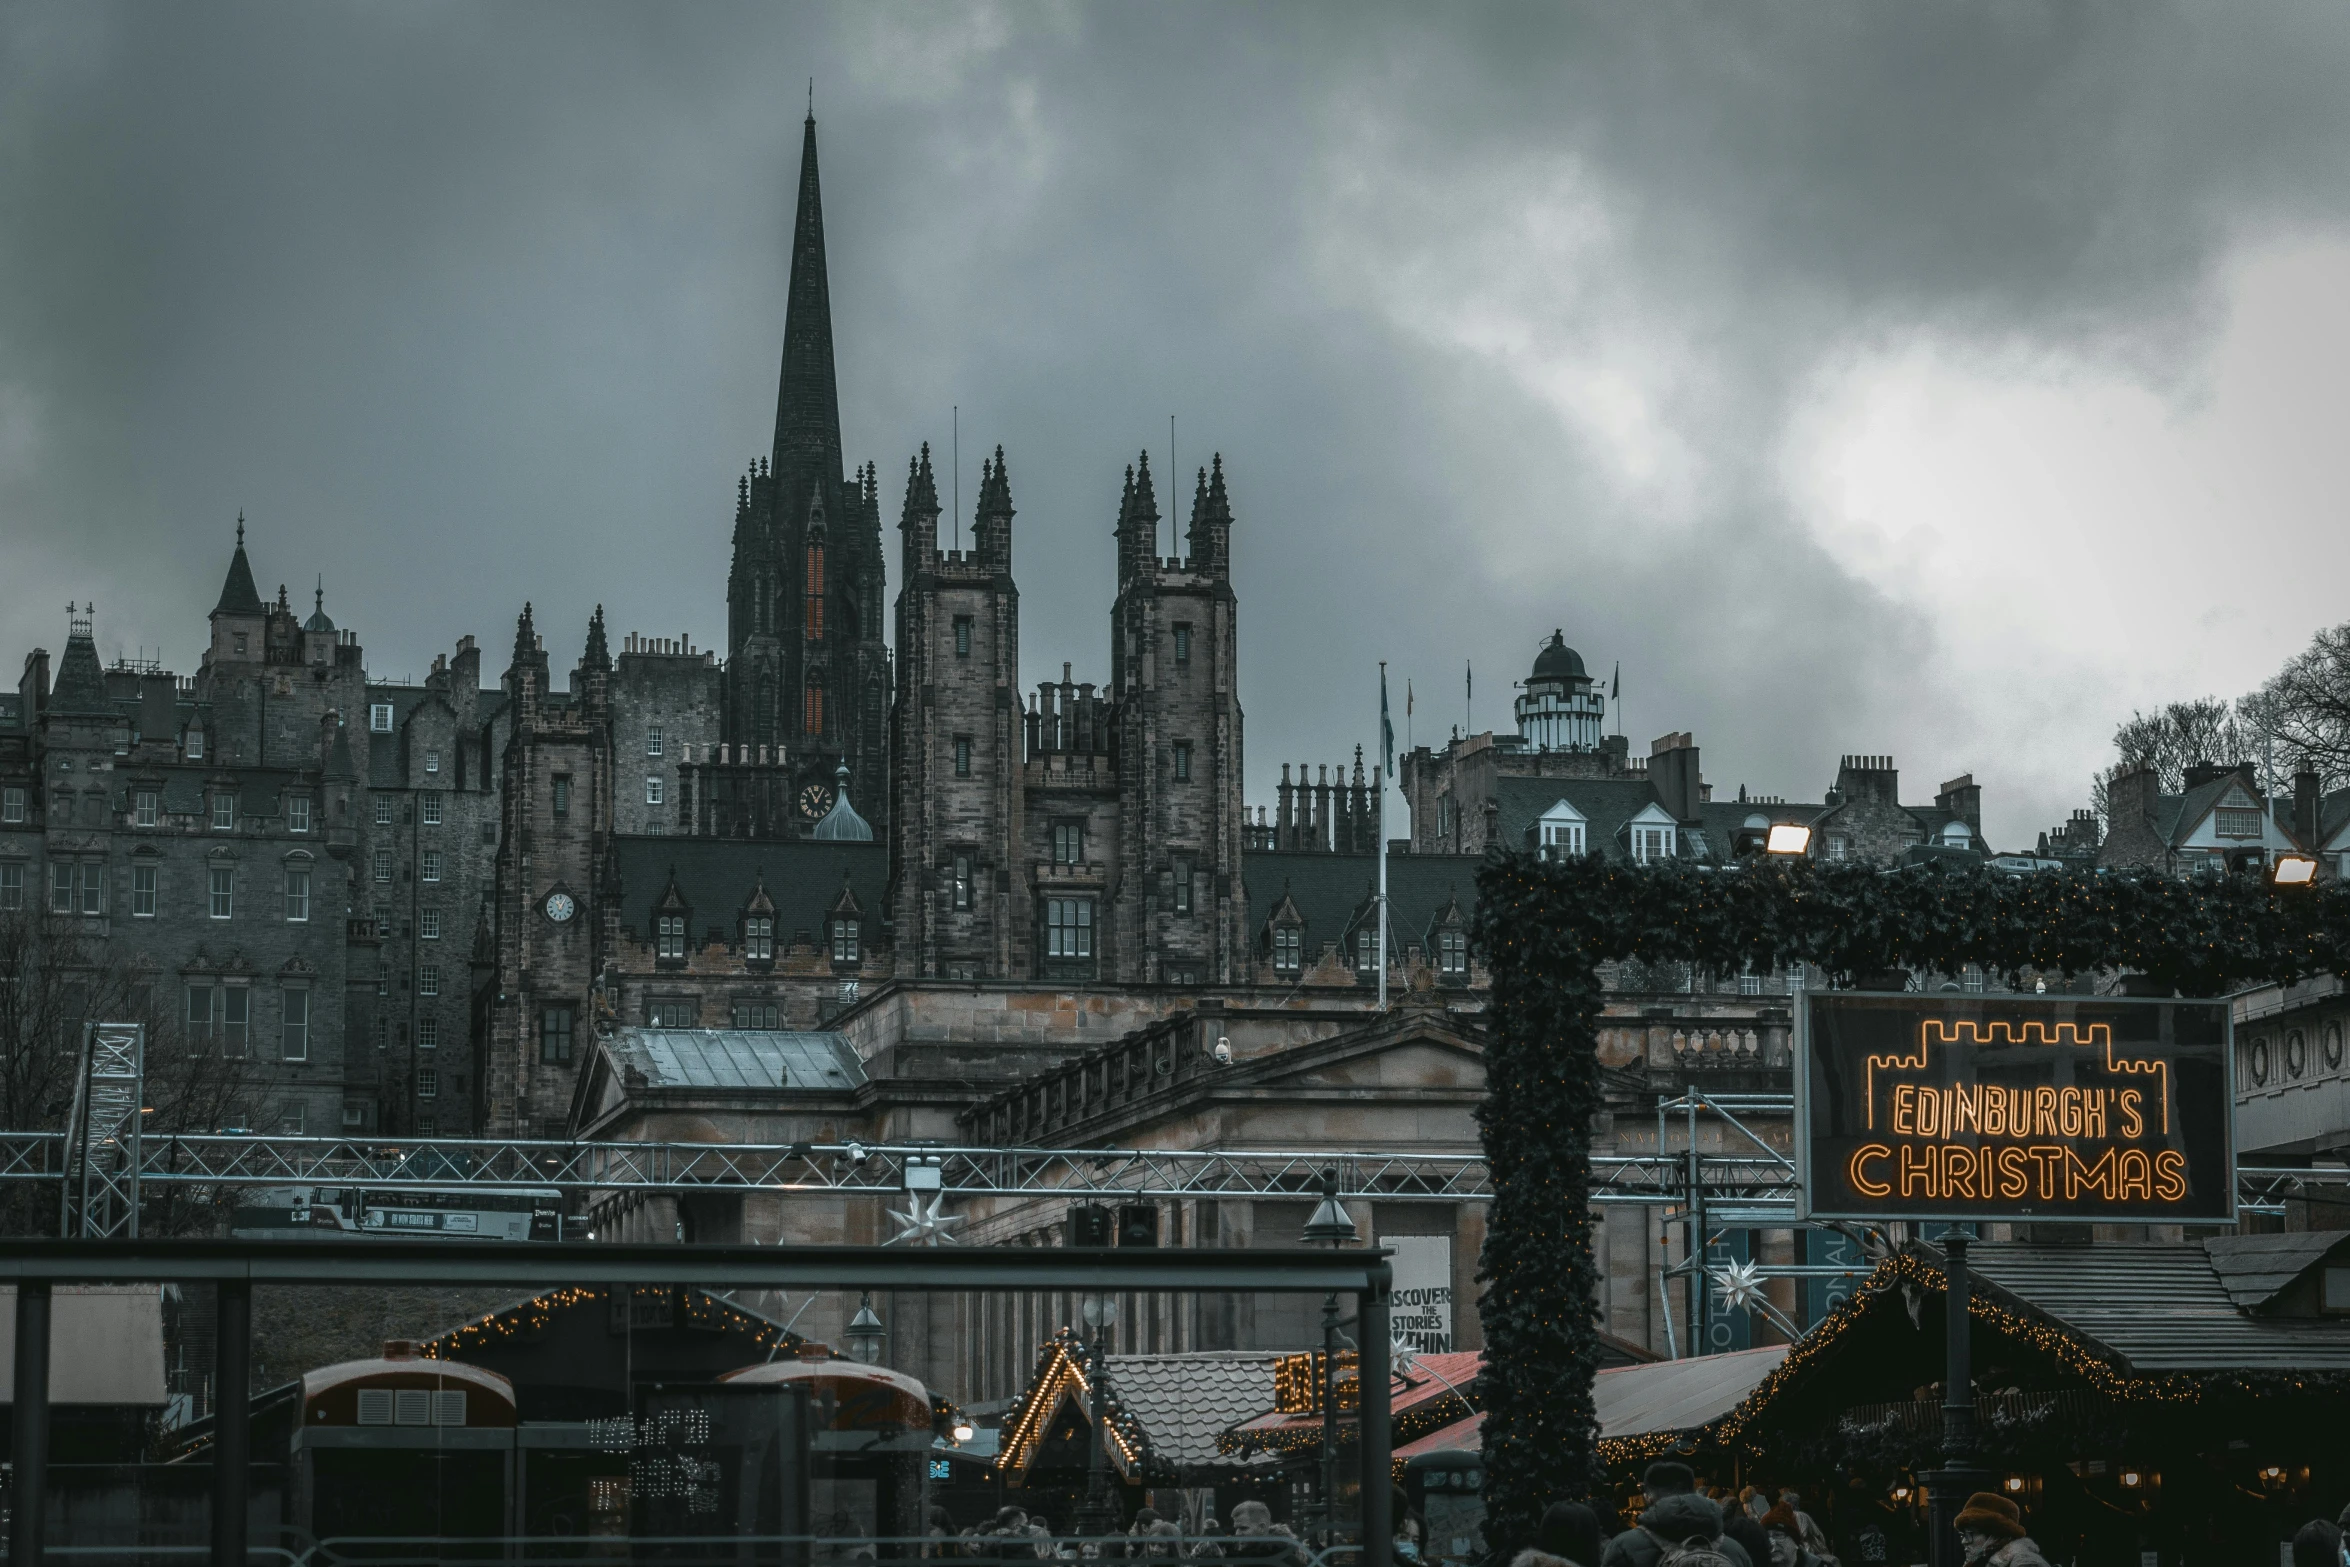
[1864,1019,2170,1137]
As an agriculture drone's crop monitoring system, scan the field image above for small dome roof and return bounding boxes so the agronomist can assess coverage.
[1531,629,1586,682]
[304,583,335,634]
[812,763,874,842]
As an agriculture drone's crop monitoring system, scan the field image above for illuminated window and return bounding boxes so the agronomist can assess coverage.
[803,540,826,639]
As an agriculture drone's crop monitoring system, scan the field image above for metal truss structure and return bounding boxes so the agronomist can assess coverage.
[60,1022,144,1239]
[0,1101,2330,1216]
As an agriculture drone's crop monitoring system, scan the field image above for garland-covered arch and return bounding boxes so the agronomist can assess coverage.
[1469,854,2350,1551]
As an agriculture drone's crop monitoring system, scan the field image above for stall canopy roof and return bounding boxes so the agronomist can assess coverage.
[1966,1241,2350,1374]
[1393,1347,1787,1459]
[1106,1352,1285,1468]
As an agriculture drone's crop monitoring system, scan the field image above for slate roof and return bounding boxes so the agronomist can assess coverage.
[213,539,266,616]
[48,632,113,718]
[1240,849,1481,952]
[1104,1352,1282,1467]
[2203,1230,2350,1310]
[1492,775,1679,863]
[1962,1241,2350,1374]
[611,836,887,945]
[607,1027,866,1093]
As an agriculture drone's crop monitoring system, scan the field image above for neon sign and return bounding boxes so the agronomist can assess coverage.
[1799,994,2232,1223]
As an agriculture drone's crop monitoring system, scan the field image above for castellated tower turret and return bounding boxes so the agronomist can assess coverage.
[890,445,1024,979]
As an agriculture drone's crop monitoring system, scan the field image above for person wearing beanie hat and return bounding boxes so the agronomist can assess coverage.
[1756,1504,1825,1567]
[1953,1492,2050,1567]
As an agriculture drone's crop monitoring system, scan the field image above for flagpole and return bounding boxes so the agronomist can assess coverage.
[1379,662,1391,1010]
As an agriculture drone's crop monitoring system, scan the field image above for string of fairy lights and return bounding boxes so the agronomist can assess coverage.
[997,1328,1154,1478]
[418,1285,797,1359]
[1469,852,2350,1552]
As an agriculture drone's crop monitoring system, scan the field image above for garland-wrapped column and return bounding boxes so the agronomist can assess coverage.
[1473,860,1605,1552]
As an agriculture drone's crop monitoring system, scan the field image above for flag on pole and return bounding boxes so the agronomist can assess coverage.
[1380,663,1395,774]
[1611,661,1620,701]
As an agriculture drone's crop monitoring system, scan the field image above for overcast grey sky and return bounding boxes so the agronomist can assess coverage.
[7,3,2350,848]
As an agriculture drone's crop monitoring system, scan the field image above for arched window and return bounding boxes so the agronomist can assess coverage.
[803,681,825,737]
[804,540,826,639]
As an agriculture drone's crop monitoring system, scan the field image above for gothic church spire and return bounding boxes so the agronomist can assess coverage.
[770,112,844,508]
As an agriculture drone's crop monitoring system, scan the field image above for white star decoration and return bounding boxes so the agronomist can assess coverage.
[1711,1258,1770,1314]
[885,1192,966,1247]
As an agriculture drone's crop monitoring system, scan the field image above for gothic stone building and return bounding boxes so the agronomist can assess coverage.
[7,115,2030,1399]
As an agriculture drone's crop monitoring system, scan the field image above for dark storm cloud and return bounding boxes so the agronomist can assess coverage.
[6,4,2350,844]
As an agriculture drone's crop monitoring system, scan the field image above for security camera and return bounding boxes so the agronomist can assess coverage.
[1212,1037,1233,1065]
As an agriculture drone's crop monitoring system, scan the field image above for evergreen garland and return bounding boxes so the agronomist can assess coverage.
[1469,852,2350,1553]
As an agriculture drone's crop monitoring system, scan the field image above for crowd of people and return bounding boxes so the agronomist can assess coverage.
[1505,1460,1922,1567]
[929,1501,1315,1564]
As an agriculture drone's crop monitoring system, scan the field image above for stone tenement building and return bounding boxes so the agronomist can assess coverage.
[8,113,2041,1388]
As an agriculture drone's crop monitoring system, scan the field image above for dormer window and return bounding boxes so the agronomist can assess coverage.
[1437,929,1468,975]
[657,913,687,961]
[744,915,774,962]
[831,918,860,964]
[1941,821,1972,849]
[1273,923,1302,974]
[185,730,204,760]
[212,793,237,831]
[1632,826,1674,864]
[1538,799,1587,861]
[1356,932,1378,976]
[370,703,393,733]
[136,790,158,828]
[287,796,311,833]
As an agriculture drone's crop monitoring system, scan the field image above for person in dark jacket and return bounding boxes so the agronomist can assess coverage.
[1720,1511,1772,1567]
[1600,1471,1752,1567]
[1537,1501,1605,1567]
[1600,1493,1751,1567]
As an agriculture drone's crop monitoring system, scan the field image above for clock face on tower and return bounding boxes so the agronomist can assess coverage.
[799,782,833,821]
[543,890,576,924]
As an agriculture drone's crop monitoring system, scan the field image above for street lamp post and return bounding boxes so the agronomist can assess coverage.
[1302,1170,1359,1551]
[1079,1292,1122,1542]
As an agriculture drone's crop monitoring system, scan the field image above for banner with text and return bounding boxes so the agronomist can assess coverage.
[1383,1234,1455,1353]
[1799,992,2233,1224]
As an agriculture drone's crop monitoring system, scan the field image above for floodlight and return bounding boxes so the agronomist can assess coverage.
[2274,854,2319,886]
[1765,823,1812,856]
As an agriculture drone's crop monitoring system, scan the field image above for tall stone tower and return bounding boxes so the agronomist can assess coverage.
[724,114,890,835]
[890,446,1024,979]
[1108,454,1247,983]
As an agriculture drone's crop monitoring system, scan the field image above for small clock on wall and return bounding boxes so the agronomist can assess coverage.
[799,781,834,821]
[543,889,577,924]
